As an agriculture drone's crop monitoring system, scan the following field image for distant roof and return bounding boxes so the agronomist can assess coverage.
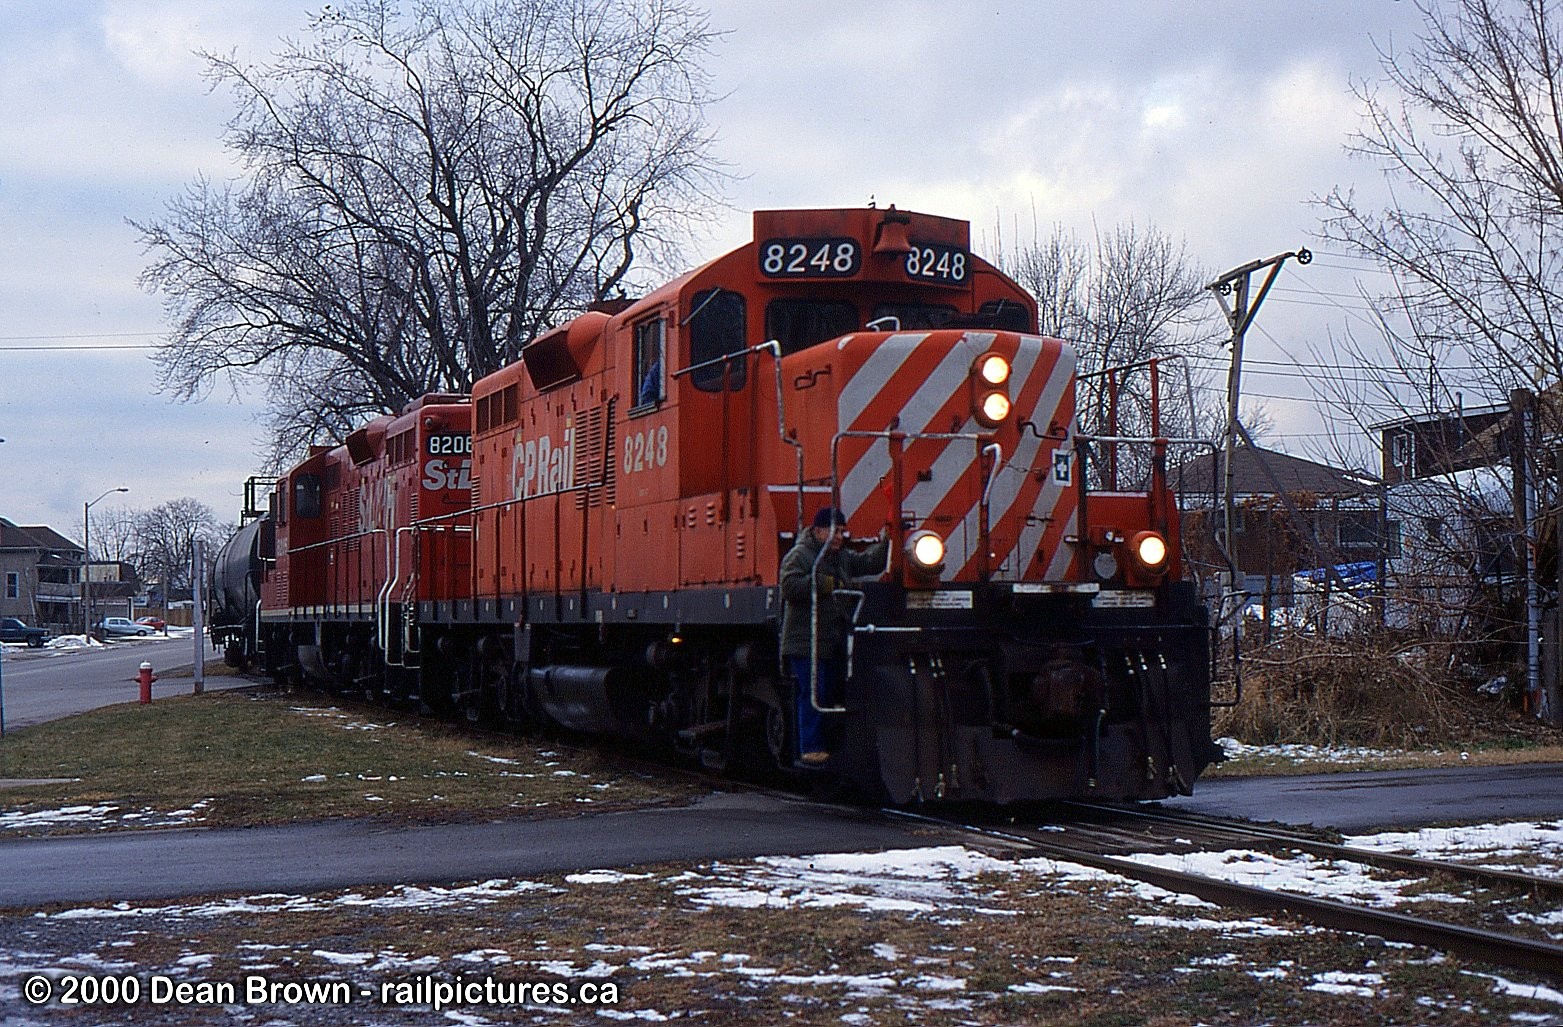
[1173,444,1377,498]
[0,518,82,554]
[1367,401,1508,432]
[1455,382,1563,462]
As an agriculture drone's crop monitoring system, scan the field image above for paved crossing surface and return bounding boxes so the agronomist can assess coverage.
[0,792,931,908]
[1162,761,1563,832]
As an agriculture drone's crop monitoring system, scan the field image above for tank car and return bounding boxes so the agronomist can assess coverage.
[210,515,270,670]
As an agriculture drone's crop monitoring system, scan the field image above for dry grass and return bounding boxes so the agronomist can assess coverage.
[7,852,1560,1026]
[0,688,701,834]
[1214,629,1550,751]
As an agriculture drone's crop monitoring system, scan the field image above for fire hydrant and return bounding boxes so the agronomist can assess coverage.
[138,661,156,705]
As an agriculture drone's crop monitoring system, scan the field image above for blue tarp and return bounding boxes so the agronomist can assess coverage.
[1294,560,1378,592]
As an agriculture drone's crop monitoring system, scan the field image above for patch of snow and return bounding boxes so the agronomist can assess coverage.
[0,805,119,831]
[1307,970,1383,998]
[467,751,520,765]
[1217,737,1408,766]
[1132,914,1297,937]
[1346,821,1563,872]
[1009,982,1080,994]
[566,870,652,885]
[44,879,559,922]
[1132,848,1472,910]
[1465,972,1563,1006]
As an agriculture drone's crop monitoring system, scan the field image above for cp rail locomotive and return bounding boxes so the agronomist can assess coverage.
[212,205,1222,804]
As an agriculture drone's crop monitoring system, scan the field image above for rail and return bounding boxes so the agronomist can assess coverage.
[898,806,1563,977]
[1066,803,1563,899]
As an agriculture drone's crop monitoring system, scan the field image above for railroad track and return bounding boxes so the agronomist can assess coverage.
[897,803,1563,978]
[278,684,1563,979]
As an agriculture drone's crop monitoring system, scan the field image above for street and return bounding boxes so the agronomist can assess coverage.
[1162,761,1563,832]
[0,633,243,731]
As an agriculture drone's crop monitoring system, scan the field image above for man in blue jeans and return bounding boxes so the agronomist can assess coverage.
[778,506,887,765]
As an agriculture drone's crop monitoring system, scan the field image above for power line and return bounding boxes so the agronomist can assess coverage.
[0,330,162,342]
[0,343,159,352]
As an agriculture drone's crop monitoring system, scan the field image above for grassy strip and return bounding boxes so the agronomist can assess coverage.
[1206,739,1563,777]
[0,688,701,833]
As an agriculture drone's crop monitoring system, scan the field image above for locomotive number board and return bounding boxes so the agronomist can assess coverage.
[758,236,971,285]
[759,237,862,278]
[427,433,472,455]
[902,242,969,284]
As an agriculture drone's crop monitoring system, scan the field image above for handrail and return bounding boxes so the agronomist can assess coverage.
[804,427,992,714]
[1074,433,1244,709]
[378,526,415,666]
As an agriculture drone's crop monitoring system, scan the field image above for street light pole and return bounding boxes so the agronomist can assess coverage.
[82,487,128,638]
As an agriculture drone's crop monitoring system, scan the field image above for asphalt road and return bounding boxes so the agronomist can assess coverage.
[0,633,246,730]
[1161,761,1563,832]
[0,762,1558,909]
[0,792,932,908]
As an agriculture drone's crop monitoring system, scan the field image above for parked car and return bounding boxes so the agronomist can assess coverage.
[0,617,49,647]
[98,617,153,637]
[134,616,166,631]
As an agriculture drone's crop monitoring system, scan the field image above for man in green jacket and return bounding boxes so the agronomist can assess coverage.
[779,506,888,764]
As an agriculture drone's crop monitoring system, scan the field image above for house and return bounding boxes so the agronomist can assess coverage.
[1173,443,1390,611]
[1373,400,1510,485]
[85,560,144,625]
[0,518,83,633]
[1383,466,1515,636]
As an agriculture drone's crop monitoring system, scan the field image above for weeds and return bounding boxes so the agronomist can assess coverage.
[1217,629,1503,748]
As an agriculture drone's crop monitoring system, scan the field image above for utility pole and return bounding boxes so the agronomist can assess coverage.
[1205,248,1312,580]
[192,538,205,695]
[1511,388,1541,720]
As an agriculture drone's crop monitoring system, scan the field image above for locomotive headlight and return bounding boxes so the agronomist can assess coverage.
[976,353,1011,386]
[976,390,1011,428]
[1131,530,1169,573]
[907,530,946,573]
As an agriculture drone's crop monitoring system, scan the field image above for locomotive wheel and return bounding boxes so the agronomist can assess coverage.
[764,698,790,769]
[466,636,512,726]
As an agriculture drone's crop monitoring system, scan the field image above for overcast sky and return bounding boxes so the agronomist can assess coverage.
[0,1,1428,539]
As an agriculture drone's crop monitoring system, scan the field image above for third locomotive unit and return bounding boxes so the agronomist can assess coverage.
[212,205,1222,804]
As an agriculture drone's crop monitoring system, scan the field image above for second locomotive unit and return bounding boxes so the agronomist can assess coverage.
[215,205,1221,804]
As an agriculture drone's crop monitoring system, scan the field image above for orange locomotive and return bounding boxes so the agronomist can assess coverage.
[221,206,1221,804]
[219,395,473,697]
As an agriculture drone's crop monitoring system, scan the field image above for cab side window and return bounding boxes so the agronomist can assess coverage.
[294,474,322,520]
[632,317,665,410]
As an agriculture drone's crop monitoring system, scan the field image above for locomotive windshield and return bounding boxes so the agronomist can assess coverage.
[766,298,857,355]
[687,289,747,391]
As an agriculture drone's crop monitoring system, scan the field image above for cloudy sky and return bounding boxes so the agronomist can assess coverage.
[0,1,1427,539]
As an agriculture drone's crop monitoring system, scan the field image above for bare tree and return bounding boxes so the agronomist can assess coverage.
[86,505,141,564]
[135,499,226,598]
[1001,222,1227,482]
[136,0,725,463]
[1312,0,1563,663]
[1318,0,1563,409]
